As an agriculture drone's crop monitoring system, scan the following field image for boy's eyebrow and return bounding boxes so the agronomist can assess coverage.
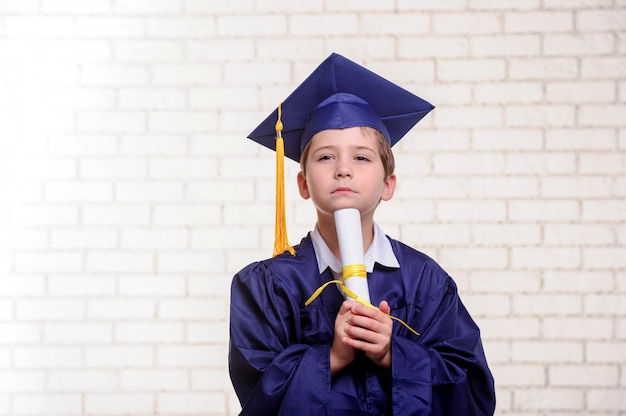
[311,145,377,153]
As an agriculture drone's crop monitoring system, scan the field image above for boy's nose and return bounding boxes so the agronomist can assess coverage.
[335,164,352,178]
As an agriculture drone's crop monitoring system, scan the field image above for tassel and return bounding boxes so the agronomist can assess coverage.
[273,104,296,257]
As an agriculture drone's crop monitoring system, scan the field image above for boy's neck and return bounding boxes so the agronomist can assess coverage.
[317,213,375,262]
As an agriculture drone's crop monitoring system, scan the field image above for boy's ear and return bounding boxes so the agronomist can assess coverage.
[381,174,396,202]
[297,171,311,199]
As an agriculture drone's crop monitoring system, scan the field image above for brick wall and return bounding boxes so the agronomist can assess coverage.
[0,1,624,415]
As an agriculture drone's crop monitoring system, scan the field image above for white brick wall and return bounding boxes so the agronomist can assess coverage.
[0,1,624,415]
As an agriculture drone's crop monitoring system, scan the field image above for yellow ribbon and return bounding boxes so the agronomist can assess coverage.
[304,278,420,337]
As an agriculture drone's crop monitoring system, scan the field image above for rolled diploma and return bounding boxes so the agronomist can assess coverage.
[334,208,370,304]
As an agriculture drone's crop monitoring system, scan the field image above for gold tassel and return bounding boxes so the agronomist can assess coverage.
[273,104,296,257]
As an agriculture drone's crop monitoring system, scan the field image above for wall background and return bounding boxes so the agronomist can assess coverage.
[0,0,624,415]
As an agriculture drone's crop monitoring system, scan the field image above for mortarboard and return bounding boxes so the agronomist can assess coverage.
[247,53,434,256]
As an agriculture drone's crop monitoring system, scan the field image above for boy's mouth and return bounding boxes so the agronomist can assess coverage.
[332,187,355,194]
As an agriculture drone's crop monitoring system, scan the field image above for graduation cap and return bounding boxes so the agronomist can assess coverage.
[248,53,434,256]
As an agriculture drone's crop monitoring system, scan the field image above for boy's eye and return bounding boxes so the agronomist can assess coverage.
[318,155,333,161]
[355,156,370,161]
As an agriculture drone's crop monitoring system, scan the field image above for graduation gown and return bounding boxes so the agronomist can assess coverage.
[229,234,495,415]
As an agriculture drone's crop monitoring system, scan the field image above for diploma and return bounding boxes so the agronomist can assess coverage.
[334,208,370,304]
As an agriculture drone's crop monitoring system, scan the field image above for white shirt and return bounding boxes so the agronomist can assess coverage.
[310,222,400,284]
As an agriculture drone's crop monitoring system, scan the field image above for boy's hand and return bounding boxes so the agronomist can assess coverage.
[343,300,393,369]
[330,300,358,375]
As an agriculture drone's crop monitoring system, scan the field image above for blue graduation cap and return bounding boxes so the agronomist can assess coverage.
[247,53,434,256]
[248,52,434,163]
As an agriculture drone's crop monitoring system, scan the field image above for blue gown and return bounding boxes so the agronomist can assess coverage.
[229,234,496,415]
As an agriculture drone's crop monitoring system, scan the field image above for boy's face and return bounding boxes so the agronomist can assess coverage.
[297,127,396,221]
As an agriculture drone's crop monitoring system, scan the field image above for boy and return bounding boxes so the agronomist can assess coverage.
[229,53,496,415]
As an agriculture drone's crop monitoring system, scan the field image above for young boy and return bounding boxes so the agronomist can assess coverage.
[229,53,496,415]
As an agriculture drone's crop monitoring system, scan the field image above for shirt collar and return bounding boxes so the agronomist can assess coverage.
[310,222,400,275]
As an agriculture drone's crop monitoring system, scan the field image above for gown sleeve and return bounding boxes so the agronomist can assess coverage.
[386,257,496,415]
[228,260,332,416]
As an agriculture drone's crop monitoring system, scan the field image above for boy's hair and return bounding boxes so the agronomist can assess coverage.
[300,127,396,179]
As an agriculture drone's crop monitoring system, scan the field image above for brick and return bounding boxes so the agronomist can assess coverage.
[473,129,543,150]
[580,105,626,127]
[587,389,626,411]
[550,365,618,387]
[13,394,82,415]
[509,200,579,222]
[506,105,575,127]
[187,322,229,343]
[153,205,220,225]
[471,271,542,293]
[0,275,45,296]
[584,248,626,269]
[114,0,181,14]
[120,135,188,156]
[479,318,540,339]
[85,394,154,415]
[41,0,110,14]
[491,364,545,387]
[6,16,74,38]
[85,346,153,368]
[404,34,469,57]
[147,17,215,38]
[15,252,83,273]
[0,228,47,249]
[473,35,540,57]
[510,58,578,80]
[470,177,539,198]
[257,39,325,61]
[512,247,580,270]
[513,388,584,410]
[120,369,188,391]
[116,322,184,343]
[148,111,217,133]
[51,229,117,250]
[513,294,582,315]
[115,182,184,202]
[581,57,626,79]
[191,227,256,250]
[187,180,254,203]
[475,82,542,104]
[218,14,287,37]
[157,251,225,273]
[546,81,615,103]
[45,323,112,344]
[149,158,217,178]
[81,65,150,86]
[438,200,506,222]
[17,299,83,321]
[0,0,38,12]
[48,371,116,392]
[585,295,626,315]
[49,276,116,296]
[186,39,255,61]
[42,40,111,63]
[587,342,626,363]
[504,11,573,32]
[82,205,151,225]
[582,200,626,221]
[118,275,186,296]
[360,13,430,35]
[190,368,230,390]
[190,86,257,109]
[185,0,255,13]
[87,252,153,273]
[152,64,221,86]
[77,111,145,133]
[0,371,45,392]
[159,298,226,320]
[289,14,358,36]
[433,12,500,34]
[188,276,232,298]
[119,88,186,109]
[463,294,510,316]
[580,153,626,174]
[398,0,466,10]
[49,135,117,155]
[403,224,470,245]
[76,17,144,38]
[45,182,112,202]
[546,128,616,150]
[577,9,626,31]
[433,153,505,175]
[544,224,614,245]
[158,393,226,414]
[121,228,188,249]
[544,271,615,293]
[506,153,576,175]
[545,33,615,56]
[157,345,225,367]
[512,341,583,363]
[0,323,41,344]
[88,299,155,320]
[440,247,508,269]
[543,317,613,340]
[438,59,506,81]
[15,347,81,368]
